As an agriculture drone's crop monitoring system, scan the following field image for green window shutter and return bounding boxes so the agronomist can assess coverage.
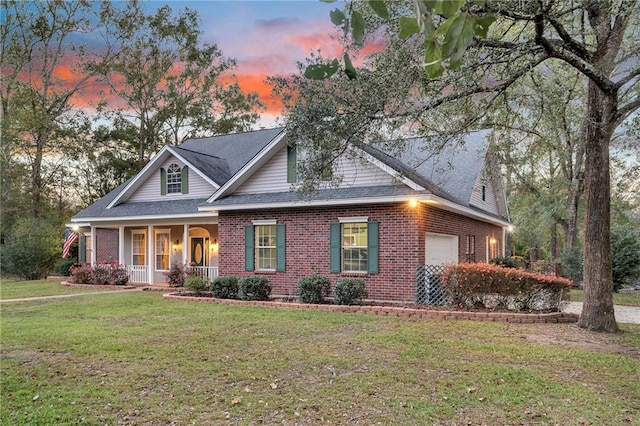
[276,224,286,272]
[367,221,379,274]
[329,223,341,273]
[79,235,86,262]
[287,145,297,183]
[160,168,167,195]
[244,226,254,271]
[181,165,189,194]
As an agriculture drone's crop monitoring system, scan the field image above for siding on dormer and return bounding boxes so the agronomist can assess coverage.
[469,167,499,215]
[127,157,215,202]
[235,145,395,194]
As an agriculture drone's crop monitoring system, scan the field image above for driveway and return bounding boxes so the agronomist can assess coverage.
[563,302,640,324]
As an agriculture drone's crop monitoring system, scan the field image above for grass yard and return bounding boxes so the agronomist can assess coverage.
[0,278,123,300]
[1,286,639,425]
[570,288,640,307]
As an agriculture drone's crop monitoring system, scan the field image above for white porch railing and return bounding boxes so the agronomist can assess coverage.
[127,265,149,283]
[189,266,219,282]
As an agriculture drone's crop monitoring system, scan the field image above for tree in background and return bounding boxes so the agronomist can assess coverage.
[0,0,138,222]
[95,4,263,166]
[290,0,639,332]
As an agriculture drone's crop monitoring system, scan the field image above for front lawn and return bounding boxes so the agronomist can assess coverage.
[2,290,639,425]
[0,278,122,299]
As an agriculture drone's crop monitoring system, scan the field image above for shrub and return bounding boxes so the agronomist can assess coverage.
[333,278,367,305]
[210,276,239,299]
[70,263,93,284]
[611,223,640,292]
[238,276,271,301]
[297,274,331,304]
[559,246,583,285]
[441,263,571,312]
[1,217,62,280]
[104,263,128,286]
[490,256,518,269]
[164,263,189,287]
[69,262,128,285]
[55,258,77,276]
[184,275,209,295]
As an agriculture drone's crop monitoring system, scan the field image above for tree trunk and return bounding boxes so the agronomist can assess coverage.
[576,81,617,333]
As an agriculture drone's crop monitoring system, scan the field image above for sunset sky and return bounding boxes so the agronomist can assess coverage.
[156,0,344,127]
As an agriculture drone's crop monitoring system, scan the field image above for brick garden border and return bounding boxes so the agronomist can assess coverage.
[163,293,579,324]
[61,281,137,290]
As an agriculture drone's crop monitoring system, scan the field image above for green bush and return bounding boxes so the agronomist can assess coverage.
[238,276,271,301]
[55,258,77,276]
[210,276,239,299]
[611,224,640,292]
[297,274,330,304]
[490,256,518,269]
[559,246,583,284]
[184,275,209,295]
[1,217,62,280]
[333,278,367,305]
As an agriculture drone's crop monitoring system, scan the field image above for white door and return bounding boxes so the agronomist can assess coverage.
[425,233,459,265]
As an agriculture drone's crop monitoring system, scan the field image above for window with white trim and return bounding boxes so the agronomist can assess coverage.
[244,222,285,272]
[330,218,379,274]
[167,163,182,194]
[255,225,277,271]
[155,230,170,270]
[342,223,368,273]
[132,231,146,265]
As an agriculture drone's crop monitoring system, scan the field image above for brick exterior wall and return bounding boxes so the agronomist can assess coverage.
[218,202,504,303]
[95,228,119,263]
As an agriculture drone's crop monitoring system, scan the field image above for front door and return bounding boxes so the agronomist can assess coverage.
[191,237,206,267]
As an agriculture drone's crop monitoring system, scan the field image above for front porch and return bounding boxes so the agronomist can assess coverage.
[76,222,220,286]
[126,264,219,285]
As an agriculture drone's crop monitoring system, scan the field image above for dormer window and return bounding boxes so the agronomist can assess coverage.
[167,163,182,194]
[160,163,189,195]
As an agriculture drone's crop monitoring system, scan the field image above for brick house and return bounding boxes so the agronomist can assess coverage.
[69,127,511,302]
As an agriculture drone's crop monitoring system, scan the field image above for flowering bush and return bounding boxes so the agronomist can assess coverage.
[164,263,190,287]
[70,263,93,284]
[69,262,128,285]
[442,263,571,312]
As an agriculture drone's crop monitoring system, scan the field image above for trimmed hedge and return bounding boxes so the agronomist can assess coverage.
[297,274,331,304]
[333,278,367,305]
[442,263,571,312]
[238,276,272,301]
[210,276,239,299]
[184,275,208,295]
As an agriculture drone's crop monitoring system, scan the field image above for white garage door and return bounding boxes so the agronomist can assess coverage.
[425,233,459,266]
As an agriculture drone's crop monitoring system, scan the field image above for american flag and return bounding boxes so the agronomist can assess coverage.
[62,230,78,258]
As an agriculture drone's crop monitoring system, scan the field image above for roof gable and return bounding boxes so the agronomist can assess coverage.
[366,130,495,206]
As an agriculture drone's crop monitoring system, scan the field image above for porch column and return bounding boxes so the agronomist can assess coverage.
[90,226,96,266]
[183,224,189,263]
[147,225,153,285]
[119,226,125,265]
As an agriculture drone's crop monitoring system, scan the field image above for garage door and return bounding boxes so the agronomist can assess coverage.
[425,233,459,265]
